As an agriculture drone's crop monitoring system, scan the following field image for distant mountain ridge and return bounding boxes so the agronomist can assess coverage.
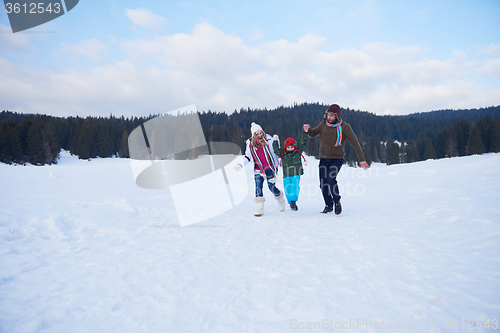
[2,104,500,124]
[404,106,500,121]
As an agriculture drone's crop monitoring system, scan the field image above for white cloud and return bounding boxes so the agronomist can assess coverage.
[121,23,264,81]
[0,24,32,53]
[1,23,499,117]
[477,44,500,57]
[58,39,111,62]
[249,29,265,43]
[350,81,500,115]
[264,34,326,70]
[125,8,164,31]
[477,58,500,76]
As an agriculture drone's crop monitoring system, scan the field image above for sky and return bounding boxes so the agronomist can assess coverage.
[1,0,499,118]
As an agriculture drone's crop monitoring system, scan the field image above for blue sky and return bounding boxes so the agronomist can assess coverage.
[1,0,499,117]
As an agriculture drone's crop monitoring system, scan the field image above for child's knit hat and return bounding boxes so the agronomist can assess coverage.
[281,137,306,162]
[284,137,298,149]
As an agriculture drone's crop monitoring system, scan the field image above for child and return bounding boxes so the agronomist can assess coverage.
[272,130,307,211]
[234,122,286,217]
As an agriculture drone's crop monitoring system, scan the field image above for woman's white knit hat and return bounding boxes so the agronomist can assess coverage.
[250,122,263,135]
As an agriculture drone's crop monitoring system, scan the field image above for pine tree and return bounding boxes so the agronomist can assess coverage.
[0,120,23,164]
[359,131,373,165]
[369,136,381,163]
[76,118,98,159]
[445,125,458,157]
[399,143,407,163]
[467,123,486,155]
[374,145,381,163]
[96,121,114,157]
[476,115,492,152]
[345,144,357,166]
[453,119,471,156]
[405,140,419,163]
[434,128,449,158]
[378,141,387,164]
[231,122,243,153]
[386,139,400,165]
[40,120,59,163]
[25,123,44,165]
[424,139,437,160]
[490,118,500,152]
[67,116,83,154]
[213,125,228,142]
[118,130,129,158]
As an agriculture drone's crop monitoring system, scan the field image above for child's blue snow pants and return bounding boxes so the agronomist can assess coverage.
[283,175,301,203]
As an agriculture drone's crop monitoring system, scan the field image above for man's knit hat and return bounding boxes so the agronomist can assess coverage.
[326,104,341,116]
[250,122,263,135]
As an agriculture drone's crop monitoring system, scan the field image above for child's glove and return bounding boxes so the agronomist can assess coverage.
[272,134,279,141]
[233,164,242,171]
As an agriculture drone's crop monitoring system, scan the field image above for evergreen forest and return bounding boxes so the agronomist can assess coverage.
[1,103,500,166]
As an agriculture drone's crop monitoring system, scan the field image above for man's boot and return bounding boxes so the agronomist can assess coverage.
[334,201,342,215]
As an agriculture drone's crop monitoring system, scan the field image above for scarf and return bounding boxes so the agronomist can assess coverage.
[325,118,343,146]
[250,141,278,174]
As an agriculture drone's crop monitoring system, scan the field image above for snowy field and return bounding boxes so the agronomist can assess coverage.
[1,152,499,333]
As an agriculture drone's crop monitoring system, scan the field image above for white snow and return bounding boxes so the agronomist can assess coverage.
[1,151,499,332]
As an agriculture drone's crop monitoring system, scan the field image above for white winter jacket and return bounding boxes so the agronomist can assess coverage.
[242,134,280,174]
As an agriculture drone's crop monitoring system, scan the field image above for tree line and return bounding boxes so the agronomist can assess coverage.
[0,112,145,165]
[1,103,499,166]
[199,103,500,166]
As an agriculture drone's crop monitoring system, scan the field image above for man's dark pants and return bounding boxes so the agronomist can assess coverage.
[319,158,343,207]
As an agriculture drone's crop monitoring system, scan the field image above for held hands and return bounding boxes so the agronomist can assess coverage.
[303,124,310,132]
[272,134,279,141]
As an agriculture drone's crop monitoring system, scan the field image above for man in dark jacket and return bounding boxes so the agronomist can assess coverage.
[303,104,369,214]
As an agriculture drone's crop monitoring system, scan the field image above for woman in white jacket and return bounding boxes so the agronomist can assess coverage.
[234,122,286,216]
